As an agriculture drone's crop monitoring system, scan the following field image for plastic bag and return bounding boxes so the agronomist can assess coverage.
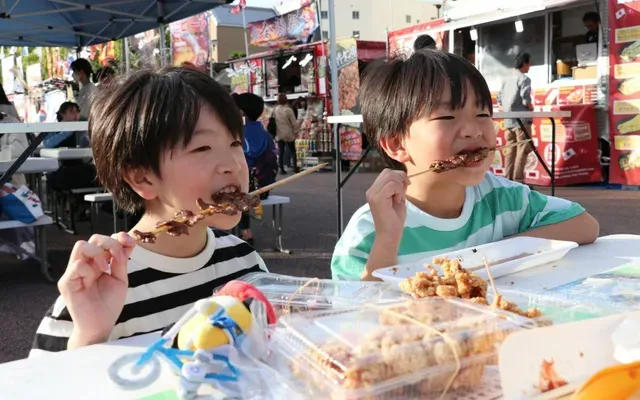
[0,184,44,223]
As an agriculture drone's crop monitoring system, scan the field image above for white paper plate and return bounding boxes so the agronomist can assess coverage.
[372,236,579,284]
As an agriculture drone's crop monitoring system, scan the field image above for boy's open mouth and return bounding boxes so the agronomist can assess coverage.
[213,185,241,196]
[429,147,491,173]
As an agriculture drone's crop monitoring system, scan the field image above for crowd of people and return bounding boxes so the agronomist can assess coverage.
[17,44,599,360]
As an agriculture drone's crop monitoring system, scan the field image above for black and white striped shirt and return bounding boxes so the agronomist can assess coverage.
[30,229,267,358]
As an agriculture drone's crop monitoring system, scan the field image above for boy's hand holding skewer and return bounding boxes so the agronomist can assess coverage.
[59,232,136,349]
[362,169,411,280]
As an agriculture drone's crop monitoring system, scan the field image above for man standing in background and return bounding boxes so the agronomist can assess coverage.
[500,52,533,183]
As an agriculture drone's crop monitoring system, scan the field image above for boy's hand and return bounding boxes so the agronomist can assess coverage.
[366,169,410,245]
[58,232,136,348]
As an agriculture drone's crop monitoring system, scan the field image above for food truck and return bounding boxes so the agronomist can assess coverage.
[227,38,385,168]
[389,0,640,187]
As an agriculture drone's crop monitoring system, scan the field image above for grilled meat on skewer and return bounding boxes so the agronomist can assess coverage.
[429,148,492,173]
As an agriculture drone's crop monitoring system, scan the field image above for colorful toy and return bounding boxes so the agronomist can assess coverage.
[108,281,276,399]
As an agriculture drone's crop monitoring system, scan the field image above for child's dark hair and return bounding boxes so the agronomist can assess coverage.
[583,11,600,24]
[70,58,94,81]
[515,52,531,69]
[233,93,265,122]
[95,66,116,83]
[56,102,80,122]
[360,49,492,171]
[413,34,436,51]
[89,67,243,212]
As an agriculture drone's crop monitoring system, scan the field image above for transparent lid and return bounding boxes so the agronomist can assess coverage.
[266,298,528,399]
[237,272,404,317]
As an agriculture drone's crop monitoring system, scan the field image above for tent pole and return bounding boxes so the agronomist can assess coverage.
[159,24,167,67]
[124,36,130,74]
[328,0,342,238]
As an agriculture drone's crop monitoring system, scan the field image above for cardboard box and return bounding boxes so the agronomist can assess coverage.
[572,65,598,80]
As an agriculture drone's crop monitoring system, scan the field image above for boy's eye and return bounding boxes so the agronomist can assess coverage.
[231,140,242,147]
[431,116,455,121]
[477,113,492,118]
[191,146,210,153]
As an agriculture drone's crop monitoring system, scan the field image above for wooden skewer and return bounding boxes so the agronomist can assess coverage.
[408,139,533,179]
[250,163,328,196]
[482,256,500,299]
[133,163,328,242]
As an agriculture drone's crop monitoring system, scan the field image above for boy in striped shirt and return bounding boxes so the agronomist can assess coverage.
[331,50,599,281]
[30,68,267,357]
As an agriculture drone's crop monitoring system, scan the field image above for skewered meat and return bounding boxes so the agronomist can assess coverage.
[155,220,189,237]
[429,148,491,173]
[132,230,157,244]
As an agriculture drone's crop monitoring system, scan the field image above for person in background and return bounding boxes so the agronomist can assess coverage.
[70,58,97,120]
[499,52,534,184]
[0,85,20,121]
[413,34,437,51]
[583,12,600,44]
[294,97,308,120]
[233,93,277,246]
[43,102,88,149]
[95,66,116,87]
[274,93,299,174]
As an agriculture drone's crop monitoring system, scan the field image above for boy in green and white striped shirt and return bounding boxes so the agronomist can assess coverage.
[331,50,599,281]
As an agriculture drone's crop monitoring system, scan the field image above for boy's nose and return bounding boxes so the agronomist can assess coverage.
[216,154,243,175]
[460,123,483,138]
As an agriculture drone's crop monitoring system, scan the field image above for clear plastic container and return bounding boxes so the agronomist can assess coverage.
[237,272,403,317]
[485,287,631,325]
[264,298,528,400]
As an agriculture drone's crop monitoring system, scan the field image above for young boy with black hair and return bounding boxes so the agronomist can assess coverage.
[30,67,267,356]
[331,50,599,281]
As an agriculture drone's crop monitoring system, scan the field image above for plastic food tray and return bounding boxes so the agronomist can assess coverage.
[372,237,578,283]
[264,298,529,400]
[236,272,402,317]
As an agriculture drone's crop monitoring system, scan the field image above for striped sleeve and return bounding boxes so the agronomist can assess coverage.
[30,296,74,357]
[330,205,375,280]
[517,186,585,232]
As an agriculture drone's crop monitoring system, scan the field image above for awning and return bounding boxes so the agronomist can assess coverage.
[0,0,233,48]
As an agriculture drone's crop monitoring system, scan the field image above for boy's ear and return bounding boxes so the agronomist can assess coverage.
[379,135,411,164]
[122,167,157,201]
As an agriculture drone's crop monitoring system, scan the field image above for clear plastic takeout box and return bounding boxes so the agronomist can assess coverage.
[236,272,402,317]
[264,298,529,400]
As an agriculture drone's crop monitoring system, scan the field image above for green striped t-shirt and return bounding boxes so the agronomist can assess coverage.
[331,172,585,280]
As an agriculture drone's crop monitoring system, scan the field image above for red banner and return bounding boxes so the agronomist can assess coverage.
[608,0,640,184]
[248,3,319,48]
[170,13,209,67]
[490,104,602,186]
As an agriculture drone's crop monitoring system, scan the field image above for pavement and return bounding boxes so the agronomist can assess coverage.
[1,171,639,363]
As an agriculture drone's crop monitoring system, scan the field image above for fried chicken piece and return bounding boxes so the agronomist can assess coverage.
[491,295,542,319]
[399,271,439,298]
[436,285,458,297]
[468,297,490,306]
[132,230,156,243]
[455,271,488,299]
[154,220,189,237]
[429,148,491,173]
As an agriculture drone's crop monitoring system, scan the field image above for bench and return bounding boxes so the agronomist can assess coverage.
[0,215,54,281]
[52,187,105,234]
[84,192,128,233]
[236,195,291,254]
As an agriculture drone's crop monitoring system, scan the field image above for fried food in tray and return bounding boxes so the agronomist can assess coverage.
[268,299,526,400]
[399,258,543,320]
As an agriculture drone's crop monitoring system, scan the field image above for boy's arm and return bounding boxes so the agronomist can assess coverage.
[517,187,599,244]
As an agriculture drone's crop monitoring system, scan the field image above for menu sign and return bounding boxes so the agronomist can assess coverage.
[533,84,598,106]
[336,38,362,161]
[490,105,602,186]
[609,0,640,184]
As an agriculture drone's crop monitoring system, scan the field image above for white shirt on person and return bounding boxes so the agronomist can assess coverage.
[29,228,267,357]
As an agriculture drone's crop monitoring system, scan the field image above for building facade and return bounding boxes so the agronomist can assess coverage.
[315,0,440,42]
